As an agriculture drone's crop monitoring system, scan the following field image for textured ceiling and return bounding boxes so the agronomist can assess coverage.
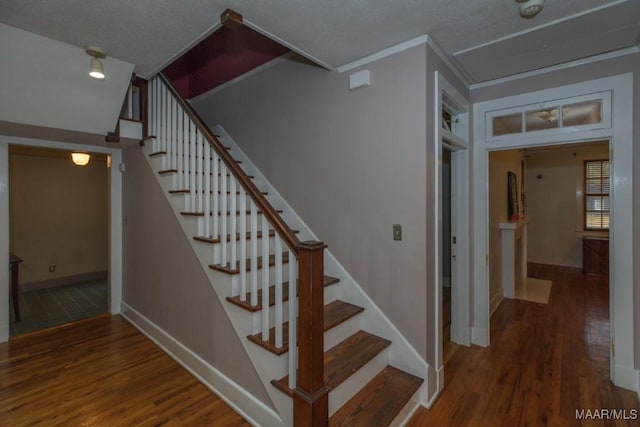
[0,0,638,82]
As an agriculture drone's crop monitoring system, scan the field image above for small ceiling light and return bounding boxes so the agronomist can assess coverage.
[86,46,106,79]
[71,152,91,166]
[516,0,545,18]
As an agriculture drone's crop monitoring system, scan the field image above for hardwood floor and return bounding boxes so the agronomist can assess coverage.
[409,263,639,426]
[0,315,249,426]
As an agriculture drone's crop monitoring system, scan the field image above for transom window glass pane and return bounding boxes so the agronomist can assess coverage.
[563,100,602,127]
[493,113,522,136]
[525,107,559,131]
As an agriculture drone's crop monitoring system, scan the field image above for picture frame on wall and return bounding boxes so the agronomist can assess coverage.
[507,171,519,221]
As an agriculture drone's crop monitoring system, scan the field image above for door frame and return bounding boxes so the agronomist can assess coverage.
[434,71,471,391]
[472,73,635,391]
[0,135,123,342]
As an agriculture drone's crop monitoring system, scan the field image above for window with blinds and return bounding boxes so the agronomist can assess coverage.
[584,159,610,230]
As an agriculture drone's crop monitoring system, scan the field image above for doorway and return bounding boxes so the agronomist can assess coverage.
[434,71,470,395]
[0,136,123,343]
[8,145,109,335]
[441,148,458,364]
[472,74,634,391]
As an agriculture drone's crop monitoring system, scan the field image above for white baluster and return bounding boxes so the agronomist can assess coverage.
[212,149,219,239]
[250,202,258,307]
[221,162,228,266]
[239,188,247,301]
[182,111,188,190]
[154,78,160,153]
[171,96,177,170]
[230,178,237,270]
[288,252,297,389]
[197,131,203,213]
[275,234,283,348]
[261,216,270,340]
[161,84,167,169]
[176,103,183,189]
[204,145,211,237]
[189,120,196,211]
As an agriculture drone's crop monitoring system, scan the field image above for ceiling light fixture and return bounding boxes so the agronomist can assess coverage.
[71,152,91,166]
[86,46,106,79]
[516,0,545,18]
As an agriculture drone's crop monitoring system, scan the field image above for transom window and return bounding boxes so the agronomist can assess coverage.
[584,159,610,230]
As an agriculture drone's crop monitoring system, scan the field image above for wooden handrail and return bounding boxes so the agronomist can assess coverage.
[149,72,328,426]
[157,72,302,253]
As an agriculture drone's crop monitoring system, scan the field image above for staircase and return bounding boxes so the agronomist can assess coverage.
[140,74,427,426]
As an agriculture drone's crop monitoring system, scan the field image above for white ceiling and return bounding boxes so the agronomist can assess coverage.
[0,23,134,138]
[0,0,638,83]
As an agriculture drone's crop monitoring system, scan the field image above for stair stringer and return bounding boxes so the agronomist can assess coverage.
[142,140,297,427]
[212,125,433,412]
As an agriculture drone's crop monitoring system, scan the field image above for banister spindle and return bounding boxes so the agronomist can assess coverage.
[204,146,212,238]
[288,250,297,389]
[176,103,183,189]
[189,120,196,211]
[239,187,247,300]
[250,201,258,307]
[230,178,237,269]
[274,234,283,348]
[261,216,270,340]
[221,162,228,266]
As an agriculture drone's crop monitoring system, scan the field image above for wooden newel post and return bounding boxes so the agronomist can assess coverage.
[294,240,328,426]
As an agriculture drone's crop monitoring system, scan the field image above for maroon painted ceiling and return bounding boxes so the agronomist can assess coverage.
[163,25,290,100]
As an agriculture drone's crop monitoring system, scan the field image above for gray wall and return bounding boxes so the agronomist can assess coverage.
[122,146,272,408]
[10,149,108,284]
[525,143,609,268]
[192,46,431,360]
[471,52,640,366]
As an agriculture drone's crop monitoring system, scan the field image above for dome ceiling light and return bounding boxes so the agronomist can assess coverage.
[516,0,545,19]
[86,46,106,79]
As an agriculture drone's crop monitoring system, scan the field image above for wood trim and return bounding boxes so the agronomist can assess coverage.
[294,241,329,426]
[139,77,149,137]
[157,72,301,253]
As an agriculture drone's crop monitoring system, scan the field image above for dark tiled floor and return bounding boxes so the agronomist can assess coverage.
[9,280,108,336]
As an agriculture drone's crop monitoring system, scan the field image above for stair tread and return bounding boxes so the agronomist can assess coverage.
[209,252,290,274]
[159,169,253,178]
[329,366,423,427]
[247,300,364,355]
[170,190,267,195]
[226,275,339,312]
[149,150,166,157]
[271,330,392,397]
[193,229,300,244]
[180,209,283,217]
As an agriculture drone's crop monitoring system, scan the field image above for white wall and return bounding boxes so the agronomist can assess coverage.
[525,142,609,268]
[488,150,523,303]
[9,148,108,284]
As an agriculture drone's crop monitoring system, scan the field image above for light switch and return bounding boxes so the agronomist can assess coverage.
[393,224,402,241]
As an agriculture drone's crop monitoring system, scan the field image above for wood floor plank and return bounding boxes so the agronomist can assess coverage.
[408,264,639,427]
[0,315,250,426]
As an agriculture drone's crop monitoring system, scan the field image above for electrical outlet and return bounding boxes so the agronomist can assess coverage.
[49,264,55,273]
[393,224,402,241]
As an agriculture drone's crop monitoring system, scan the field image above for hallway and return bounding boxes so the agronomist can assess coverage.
[409,264,638,426]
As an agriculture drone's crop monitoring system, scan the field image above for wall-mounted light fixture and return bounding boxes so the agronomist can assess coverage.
[71,152,91,165]
[86,46,106,79]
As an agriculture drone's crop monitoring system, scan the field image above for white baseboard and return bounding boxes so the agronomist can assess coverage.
[613,363,640,392]
[490,289,504,316]
[471,326,489,347]
[120,302,283,427]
